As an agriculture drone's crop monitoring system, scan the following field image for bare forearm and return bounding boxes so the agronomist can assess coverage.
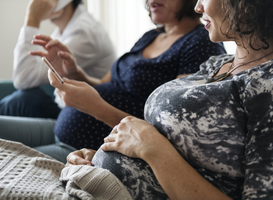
[143,137,232,200]
[67,67,102,86]
[24,0,56,28]
[25,15,41,28]
[84,70,111,86]
[85,75,102,86]
[77,97,130,128]
[91,101,131,128]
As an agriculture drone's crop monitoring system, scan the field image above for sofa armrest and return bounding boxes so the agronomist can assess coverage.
[0,80,16,100]
[0,115,56,147]
[0,79,55,101]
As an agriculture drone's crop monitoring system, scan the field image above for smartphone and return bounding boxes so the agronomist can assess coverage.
[54,0,73,12]
[42,57,64,84]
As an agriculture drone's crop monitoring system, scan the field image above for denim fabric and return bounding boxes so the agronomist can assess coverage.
[0,88,60,119]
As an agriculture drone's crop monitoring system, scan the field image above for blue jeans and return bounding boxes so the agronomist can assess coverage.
[0,115,76,163]
[0,87,60,119]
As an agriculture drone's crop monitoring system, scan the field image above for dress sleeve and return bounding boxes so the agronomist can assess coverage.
[242,77,273,199]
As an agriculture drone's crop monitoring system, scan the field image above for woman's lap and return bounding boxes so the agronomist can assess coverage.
[54,106,113,150]
[0,88,60,119]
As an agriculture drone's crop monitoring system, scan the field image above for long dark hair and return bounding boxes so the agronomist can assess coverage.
[222,0,273,50]
[72,0,82,10]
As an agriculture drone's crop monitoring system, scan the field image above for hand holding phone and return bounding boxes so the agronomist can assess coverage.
[42,57,64,84]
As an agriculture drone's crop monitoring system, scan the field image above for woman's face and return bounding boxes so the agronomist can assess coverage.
[194,0,230,42]
[148,0,183,25]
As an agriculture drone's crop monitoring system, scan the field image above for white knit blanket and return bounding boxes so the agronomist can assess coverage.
[0,139,133,200]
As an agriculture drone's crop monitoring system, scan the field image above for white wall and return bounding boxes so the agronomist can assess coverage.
[0,0,87,80]
[0,0,55,80]
[88,0,155,57]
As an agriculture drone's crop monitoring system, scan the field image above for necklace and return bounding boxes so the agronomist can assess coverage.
[206,50,273,83]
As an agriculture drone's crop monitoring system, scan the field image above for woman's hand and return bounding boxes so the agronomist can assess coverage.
[102,117,232,200]
[66,148,97,167]
[101,116,168,160]
[25,0,63,27]
[30,35,80,78]
[48,72,106,116]
[49,70,130,127]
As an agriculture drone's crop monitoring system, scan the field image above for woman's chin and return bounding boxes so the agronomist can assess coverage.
[151,17,167,25]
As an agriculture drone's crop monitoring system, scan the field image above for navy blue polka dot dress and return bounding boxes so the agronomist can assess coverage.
[54,24,226,150]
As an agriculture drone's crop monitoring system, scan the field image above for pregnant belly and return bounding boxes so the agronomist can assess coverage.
[92,149,146,181]
[92,148,169,200]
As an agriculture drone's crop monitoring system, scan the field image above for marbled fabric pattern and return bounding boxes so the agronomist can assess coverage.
[92,149,169,200]
[93,55,273,199]
[144,55,273,199]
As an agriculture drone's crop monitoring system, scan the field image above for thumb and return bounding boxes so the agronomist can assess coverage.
[63,77,84,86]
[100,142,116,152]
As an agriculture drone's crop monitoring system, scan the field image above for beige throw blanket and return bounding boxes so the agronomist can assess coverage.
[0,139,133,200]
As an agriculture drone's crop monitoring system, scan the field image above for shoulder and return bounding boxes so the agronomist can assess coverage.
[130,29,161,51]
[66,5,108,36]
[63,10,112,45]
[181,24,210,43]
[244,59,273,88]
[203,54,233,66]
[174,24,226,54]
[197,54,233,75]
[71,14,101,33]
[253,59,273,75]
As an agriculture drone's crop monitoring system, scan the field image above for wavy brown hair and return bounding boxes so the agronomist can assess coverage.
[145,0,201,22]
[222,0,273,51]
[72,0,82,10]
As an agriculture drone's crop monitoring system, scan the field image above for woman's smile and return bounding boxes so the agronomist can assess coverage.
[150,2,164,12]
[202,18,211,29]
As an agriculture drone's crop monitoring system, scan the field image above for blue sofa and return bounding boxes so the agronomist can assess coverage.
[0,80,16,100]
[0,79,55,101]
[0,79,56,139]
